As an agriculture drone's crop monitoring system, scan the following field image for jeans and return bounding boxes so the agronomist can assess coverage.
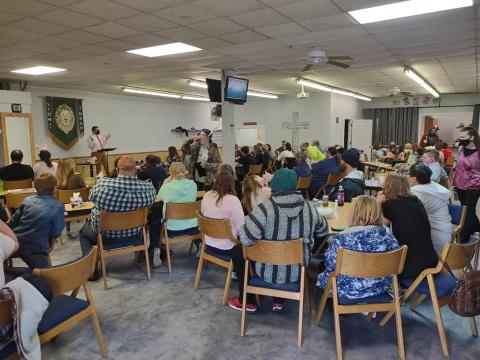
[231,244,256,304]
[456,188,480,243]
[15,248,50,270]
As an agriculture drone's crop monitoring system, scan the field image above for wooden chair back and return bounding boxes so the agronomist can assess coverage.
[243,239,304,266]
[335,246,408,278]
[165,201,201,221]
[5,192,35,209]
[297,176,312,190]
[99,208,148,232]
[56,187,90,204]
[247,164,263,176]
[0,300,11,325]
[33,247,97,295]
[326,173,342,187]
[197,211,236,243]
[441,240,478,271]
[2,179,33,191]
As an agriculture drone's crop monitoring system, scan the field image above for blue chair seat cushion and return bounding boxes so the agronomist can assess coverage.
[0,341,17,358]
[248,277,300,292]
[167,227,200,238]
[204,246,231,262]
[38,295,89,335]
[338,292,393,305]
[103,236,144,250]
[400,273,457,299]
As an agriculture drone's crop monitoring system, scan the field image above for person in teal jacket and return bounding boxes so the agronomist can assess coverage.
[149,162,198,267]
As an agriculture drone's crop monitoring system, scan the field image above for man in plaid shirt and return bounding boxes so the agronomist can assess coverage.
[79,156,156,258]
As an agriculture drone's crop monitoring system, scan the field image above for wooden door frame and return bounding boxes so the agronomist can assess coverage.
[0,112,35,166]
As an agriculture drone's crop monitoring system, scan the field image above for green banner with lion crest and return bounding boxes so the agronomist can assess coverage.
[45,97,84,149]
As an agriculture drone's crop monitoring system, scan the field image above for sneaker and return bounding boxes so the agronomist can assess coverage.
[272,301,286,312]
[231,272,237,280]
[228,298,257,313]
[152,247,162,268]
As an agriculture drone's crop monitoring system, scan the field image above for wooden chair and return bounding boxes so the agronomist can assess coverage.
[98,207,151,290]
[194,212,237,305]
[380,241,478,357]
[5,192,35,210]
[56,187,90,204]
[316,246,408,360]
[448,204,467,243]
[241,239,309,347]
[297,176,312,200]
[2,179,33,191]
[33,246,107,357]
[314,173,342,199]
[0,300,18,360]
[163,201,202,273]
[445,155,455,168]
[247,164,263,176]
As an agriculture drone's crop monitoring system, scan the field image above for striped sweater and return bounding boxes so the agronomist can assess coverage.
[239,191,328,284]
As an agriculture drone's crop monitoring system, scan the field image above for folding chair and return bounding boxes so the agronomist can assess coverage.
[240,239,309,347]
[98,207,151,290]
[0,300,18,360]
[2,179,33,191]
[316,246,408,360]
[448,204,467,243]
[33,246,107,357]
[380,241,479,357]
[194,212,237,305]
[297,176,312,200]
[247,164,263,176]
[163,201,202,273]
[314,174,342,199]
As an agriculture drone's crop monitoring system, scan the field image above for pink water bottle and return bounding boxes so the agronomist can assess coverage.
[337,185,345,206]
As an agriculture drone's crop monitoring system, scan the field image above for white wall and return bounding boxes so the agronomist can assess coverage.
[0,90,32,113]
[330,94,363,146]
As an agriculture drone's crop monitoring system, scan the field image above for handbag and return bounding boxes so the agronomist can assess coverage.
[447,243,480,317]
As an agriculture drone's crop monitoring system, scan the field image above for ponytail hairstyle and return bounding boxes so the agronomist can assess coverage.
[39,150,53,168]
[241,174,261,214]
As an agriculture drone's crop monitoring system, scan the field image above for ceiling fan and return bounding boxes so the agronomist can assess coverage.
[301,48,354,72]
[388,86,414,97]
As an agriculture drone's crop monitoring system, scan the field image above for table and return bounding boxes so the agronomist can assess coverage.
[196,191,205,199]
[316,201,352,233]
[65,201,94,221]
[362,161,393,171]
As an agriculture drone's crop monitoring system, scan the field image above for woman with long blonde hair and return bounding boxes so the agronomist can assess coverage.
[55,158,85,190]
[317,195,399,300]
[241,174,271,213]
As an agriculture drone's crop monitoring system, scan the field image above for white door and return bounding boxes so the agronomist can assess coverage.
[350,119,373,155]
[237,127,264,147]
[2,114,34,166]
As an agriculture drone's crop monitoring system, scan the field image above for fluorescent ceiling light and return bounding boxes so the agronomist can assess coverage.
[354,94,372,102]
[296,79,332,92]
[123,87,181,99]
[182,95,209,101]
[332,89,353,97]
[349,0,473,24]
[11,66,66,75]
[247,91,278,99]
[187,80,208,89]
[404,68,440,98]
[127,42,202,58]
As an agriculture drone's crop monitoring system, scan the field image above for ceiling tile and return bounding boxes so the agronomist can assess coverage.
[229,8,289,28]
[75,45,115,56]
[57,29,112,44]
[276,0,342,21]
[67,0,141,21]
[40,0,78,4]
[122,33,170,47]
[158,27,207,41]
[153,3,217,25]
[189,38,232,50]
[333,0,400,11]
[279,25,367,46]
[116,14,177,32]
[193,0,265,16]
[0,27,43,46]
[95,39,137,51]
[0,10,23,25]
[85,22,141,38]
[111,0,191,11]
[38,9,104,28]
[300,13,355,32]
[0,0,55,16]
[189,18,245,35]
[256,22,309,38]
[260,0,301,5]
[31,36,85,49]
[11,42,60,54]
[9,18,72,35]
[219,30,269,44]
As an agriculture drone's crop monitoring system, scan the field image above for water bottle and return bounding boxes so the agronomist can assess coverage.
[333,200,339,219]
[337,185,345,207]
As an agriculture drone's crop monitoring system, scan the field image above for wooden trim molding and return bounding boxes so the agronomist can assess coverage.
[0,112,35,166]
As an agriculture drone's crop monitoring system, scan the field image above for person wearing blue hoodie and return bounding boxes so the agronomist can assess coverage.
[309,147,338,198]
[293,152,311,178]
[149,162,198,267]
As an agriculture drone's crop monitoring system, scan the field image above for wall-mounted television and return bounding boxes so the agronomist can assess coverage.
[206,78,221,103]
[224,76,249,104]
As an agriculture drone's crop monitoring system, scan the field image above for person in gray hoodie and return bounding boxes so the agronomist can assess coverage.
[409,164,454,252]
[329,148,365,202]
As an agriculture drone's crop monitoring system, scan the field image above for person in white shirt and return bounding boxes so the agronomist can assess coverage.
[409,164,454,253]
[87,126,111,176]
[0,219,19,286]
[277,142,295,167]
[33,149,57,179]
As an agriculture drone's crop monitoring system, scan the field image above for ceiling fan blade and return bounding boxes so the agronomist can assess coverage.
[301,63,314,72]
[327,60,350,69]
[327,56,354,61]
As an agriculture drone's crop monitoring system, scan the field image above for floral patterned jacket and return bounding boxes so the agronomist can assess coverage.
[188,142,222,186]
[317,225,399,299]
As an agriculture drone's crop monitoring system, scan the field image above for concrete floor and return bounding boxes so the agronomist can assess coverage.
[30,222,480,360]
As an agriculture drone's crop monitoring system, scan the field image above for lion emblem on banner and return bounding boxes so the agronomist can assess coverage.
[54,104,75,135]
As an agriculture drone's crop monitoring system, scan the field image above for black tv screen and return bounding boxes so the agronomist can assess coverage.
[206,78,221,103]
[224,76,248,104]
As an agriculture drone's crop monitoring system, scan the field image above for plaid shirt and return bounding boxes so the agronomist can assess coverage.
[89,175,156,238]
